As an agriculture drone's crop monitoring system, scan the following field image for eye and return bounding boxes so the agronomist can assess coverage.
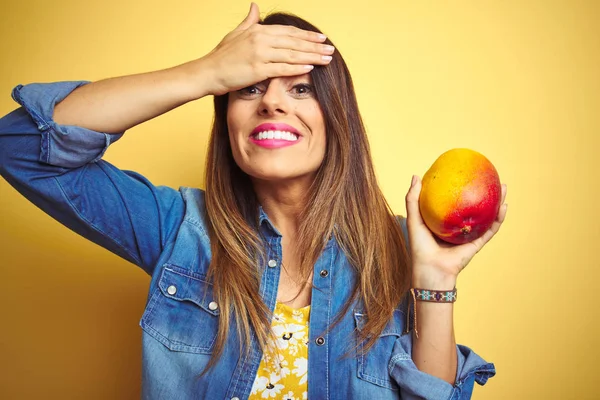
[291,83,314,97]
[238,85,263,98]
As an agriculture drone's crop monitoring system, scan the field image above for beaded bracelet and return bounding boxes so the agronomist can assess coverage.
[407,287,457,339]
[412,288,457,303]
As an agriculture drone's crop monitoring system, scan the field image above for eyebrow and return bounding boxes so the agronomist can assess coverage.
[269,75,313,84]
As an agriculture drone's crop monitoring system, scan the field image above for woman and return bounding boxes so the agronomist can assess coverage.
[0,3,506,399]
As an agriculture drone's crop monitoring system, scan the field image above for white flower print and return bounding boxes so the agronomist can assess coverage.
[273,353,290,378]
[272,323,307,352]
[264,351,273,365]
[288,344,300,356]
[282,391,297,400]
[260,373,284,398]
[292,357,308,385]
[250,376,268,396]
[249,303,310,400]
[291,309,305,322]
[273,311,285,322]
[262,363,273,374]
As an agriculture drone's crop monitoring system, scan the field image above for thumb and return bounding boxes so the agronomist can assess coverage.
[235,2,260,31]
[405,175,427,230]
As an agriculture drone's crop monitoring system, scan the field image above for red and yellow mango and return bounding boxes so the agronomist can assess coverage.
[419,148,501,245]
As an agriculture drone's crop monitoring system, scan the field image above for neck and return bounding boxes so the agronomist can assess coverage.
[252,175,313,236]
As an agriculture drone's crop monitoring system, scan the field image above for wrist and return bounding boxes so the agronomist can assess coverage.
[412,271,457,290]
[408,273,457,339]
[173,56,218,101]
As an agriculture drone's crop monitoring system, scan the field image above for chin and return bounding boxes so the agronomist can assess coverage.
[242,167,317,183]
[235,156,323,183]
[246,171,302,182]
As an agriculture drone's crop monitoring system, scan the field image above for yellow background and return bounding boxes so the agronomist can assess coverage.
[1,0,598,399]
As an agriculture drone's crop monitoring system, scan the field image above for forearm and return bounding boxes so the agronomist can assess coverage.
[411,276,458,386]
[53,58,213,134]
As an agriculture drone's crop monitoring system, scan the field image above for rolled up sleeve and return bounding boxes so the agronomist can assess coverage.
[11,81,123,167]
[389,333,496,399]
[0,81,185,275]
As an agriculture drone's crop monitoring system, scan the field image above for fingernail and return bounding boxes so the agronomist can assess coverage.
[318,33,327,40]
[411,175,417,187]
[304,65,314,71]
[324,45,335,53]
[322,55,332,62]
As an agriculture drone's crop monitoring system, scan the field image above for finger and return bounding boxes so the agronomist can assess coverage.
[495,184,507,223]
[235,2,260,32]
[264,63,316,78]
[469,203,508,249]
[405,175,428,232]
[267,48,333,66]
[271,35,335,55]
[263,24,327,43]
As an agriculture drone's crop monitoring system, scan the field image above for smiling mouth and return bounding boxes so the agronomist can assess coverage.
[251,130,299,141]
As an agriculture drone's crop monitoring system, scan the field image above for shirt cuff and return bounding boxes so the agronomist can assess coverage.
[452,344,496,398]
[389,337,496,400]
[11,81,124,168]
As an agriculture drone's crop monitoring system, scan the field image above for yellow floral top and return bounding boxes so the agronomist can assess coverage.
[249,301,310,400]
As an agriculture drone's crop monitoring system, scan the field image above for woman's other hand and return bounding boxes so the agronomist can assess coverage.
[405,175,508,288]
[188,3,334,97]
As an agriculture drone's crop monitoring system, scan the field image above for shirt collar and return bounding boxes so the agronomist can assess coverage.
[258,204,335,246]
[258,205,282,237]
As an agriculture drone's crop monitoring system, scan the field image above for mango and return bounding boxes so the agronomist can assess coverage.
[418,148,501,244]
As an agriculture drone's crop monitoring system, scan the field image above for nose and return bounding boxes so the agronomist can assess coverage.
[258,79,288,117]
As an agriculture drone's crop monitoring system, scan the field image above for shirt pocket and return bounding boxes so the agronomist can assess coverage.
[140,265,219,354]
[354,309,406,390]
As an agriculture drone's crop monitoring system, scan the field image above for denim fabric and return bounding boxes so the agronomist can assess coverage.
[0,81,496,400]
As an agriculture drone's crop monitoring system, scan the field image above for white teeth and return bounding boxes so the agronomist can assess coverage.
[253,130,299,141]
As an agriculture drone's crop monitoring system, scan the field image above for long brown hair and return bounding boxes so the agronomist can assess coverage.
[203,12,411,373]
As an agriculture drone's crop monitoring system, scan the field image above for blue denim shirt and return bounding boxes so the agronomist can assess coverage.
[0,81,496,400]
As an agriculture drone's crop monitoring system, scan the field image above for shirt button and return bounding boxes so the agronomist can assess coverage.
[268,259,277,268]
[319,269,329,277]
[231,397,240,400]
[167,285,177,295]
[208,301,219,311]
[315,336,325,346]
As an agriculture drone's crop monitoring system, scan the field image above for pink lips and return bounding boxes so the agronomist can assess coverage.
[250,123,301,149]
